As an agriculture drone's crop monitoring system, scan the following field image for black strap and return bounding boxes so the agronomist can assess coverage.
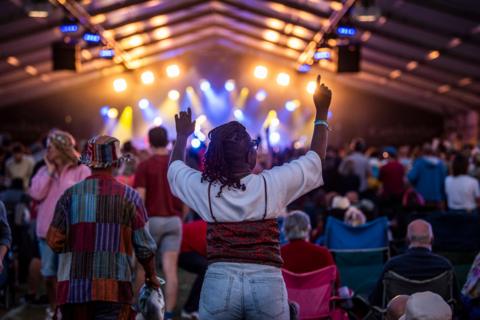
[207,176,268,221]
[262,175,268,220]
[208,182,217,222]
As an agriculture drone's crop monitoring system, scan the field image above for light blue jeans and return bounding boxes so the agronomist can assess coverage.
[199,262,289,320]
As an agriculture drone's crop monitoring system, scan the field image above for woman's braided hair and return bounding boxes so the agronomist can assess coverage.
[202,121,252,197]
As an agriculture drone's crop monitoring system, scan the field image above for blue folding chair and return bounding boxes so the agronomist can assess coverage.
[325,217,389,297]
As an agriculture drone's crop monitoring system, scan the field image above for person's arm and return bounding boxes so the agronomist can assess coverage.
[170,108,196,165]
[29,164,55,201]
[132,193,160,288]
[310,75,332,160]
[46,194,68,253]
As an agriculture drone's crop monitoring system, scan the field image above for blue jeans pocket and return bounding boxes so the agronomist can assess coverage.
[250,277,286,318]
[200,272,233,315]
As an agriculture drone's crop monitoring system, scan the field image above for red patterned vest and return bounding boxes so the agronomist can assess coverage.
[206,176,283,267]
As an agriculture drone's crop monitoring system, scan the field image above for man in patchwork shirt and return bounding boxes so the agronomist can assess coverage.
[47,135,160,319]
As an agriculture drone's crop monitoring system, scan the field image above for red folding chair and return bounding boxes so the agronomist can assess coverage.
[282,266,348,320]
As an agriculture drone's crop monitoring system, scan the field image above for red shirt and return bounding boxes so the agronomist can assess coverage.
[281,240,340,285]
[180,220,207,256]
[134,154,183,217]
[379,160,405,197]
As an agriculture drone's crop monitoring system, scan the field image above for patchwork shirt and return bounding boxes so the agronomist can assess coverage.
[47,173,157,305]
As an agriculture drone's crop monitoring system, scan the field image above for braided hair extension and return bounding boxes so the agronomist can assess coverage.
[202,121,252,197]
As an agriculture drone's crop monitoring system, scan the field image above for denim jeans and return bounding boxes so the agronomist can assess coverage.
[199,262,289,320]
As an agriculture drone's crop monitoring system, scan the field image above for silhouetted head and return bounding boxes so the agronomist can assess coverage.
[148,126,168,148]
[202,121,257,196]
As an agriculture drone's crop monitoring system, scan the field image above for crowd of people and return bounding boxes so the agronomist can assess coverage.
[0,76,478,320]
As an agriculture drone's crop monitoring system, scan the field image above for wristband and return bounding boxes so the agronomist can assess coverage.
[314,119,330,130]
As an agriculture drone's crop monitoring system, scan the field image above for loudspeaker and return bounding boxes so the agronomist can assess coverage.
[51,41,80,71]
[336,44,360,73]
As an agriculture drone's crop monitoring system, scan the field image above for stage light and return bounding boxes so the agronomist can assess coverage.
[60,18,78,33]
[138,99,149,110]
[234,109,244,121]
[200,79,211,91]
[287,37,304,50]
[83,32,101,44]
[276,73,290,86]
[107,108,119,119]
[225,79,235,92]
[297,64,311,73]
[100,106,109,116]
[285,100,300,112]
[196,114,207,126]
[191,138,201,149]
[263,30,280,42]
[351,0,381,22]
[99,48,115,59]
[141,71,155,85]
[406,61,418,71]
[271,118,280,128]
[113,78,127,92]
[314,50,331,60]
[389,70,402,79]
[337,26,357,36]
[254,65,268,79]
[196,131,206,142]
[168,90,180,101]
[269,132,281,144]
[154,116,163,126]
[166,64,180,78]
[255,90,267,101]
[306,81,317,94]
[6,56,20,67]
[459,77,472,87]
[426,50,440,60]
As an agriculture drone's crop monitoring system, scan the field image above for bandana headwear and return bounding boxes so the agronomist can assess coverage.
[47,130,80,164]
[80,135,128,168]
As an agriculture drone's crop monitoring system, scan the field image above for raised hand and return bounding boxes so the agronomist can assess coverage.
[312,75,332,120]
[174,108,196,137]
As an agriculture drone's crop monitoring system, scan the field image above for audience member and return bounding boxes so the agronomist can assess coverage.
[167,75,331,319]
[0,201,12,273]
[399,291,452,320]
[281,211,338,285]
[445,153,480,213]
[407,144,447,208]
[386,295,409,320]
[46,135,160,319]
[179,220,208,319]
[5,143,34,189]
[338,159,361,194]
[29,130,90,319]
[134,126,183,320]
[379,147,405,203]
[338,138,371,194]
[370,219,457,307]
[461,252,480,319]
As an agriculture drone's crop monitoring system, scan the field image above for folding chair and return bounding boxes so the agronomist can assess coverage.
[324,217,389,296]
[282,266,348,320]
[382,270,454,309]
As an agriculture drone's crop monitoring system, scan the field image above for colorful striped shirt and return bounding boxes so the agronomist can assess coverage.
[47,173,157,305]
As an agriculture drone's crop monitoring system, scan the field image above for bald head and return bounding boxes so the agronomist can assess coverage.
[386,295,409,320]
[407,219,433,249]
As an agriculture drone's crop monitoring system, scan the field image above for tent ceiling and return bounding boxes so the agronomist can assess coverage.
[0,0,479,114]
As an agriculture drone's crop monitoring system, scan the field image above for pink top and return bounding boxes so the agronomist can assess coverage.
[29,164,91,238]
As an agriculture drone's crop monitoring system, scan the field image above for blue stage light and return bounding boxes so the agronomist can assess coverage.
[200,79,211,92]
[191,138,201,149]
[314,50,331,60]
[83,32,101,43]
[233,109,244,121]
[99,48,115,59]
[60,24,78,33]
[225,79,235,92]
[297,64,311,73]
[337,26,357,36]
[138,99,149,110]
[100,106,109,116]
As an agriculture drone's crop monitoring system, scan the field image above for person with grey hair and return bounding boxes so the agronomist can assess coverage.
[369,219,458,307]
[280,211,339,284]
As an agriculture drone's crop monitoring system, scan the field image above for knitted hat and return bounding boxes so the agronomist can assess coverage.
[399,292,452,320]
[47,130,80,164]
[80,135,127,168]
